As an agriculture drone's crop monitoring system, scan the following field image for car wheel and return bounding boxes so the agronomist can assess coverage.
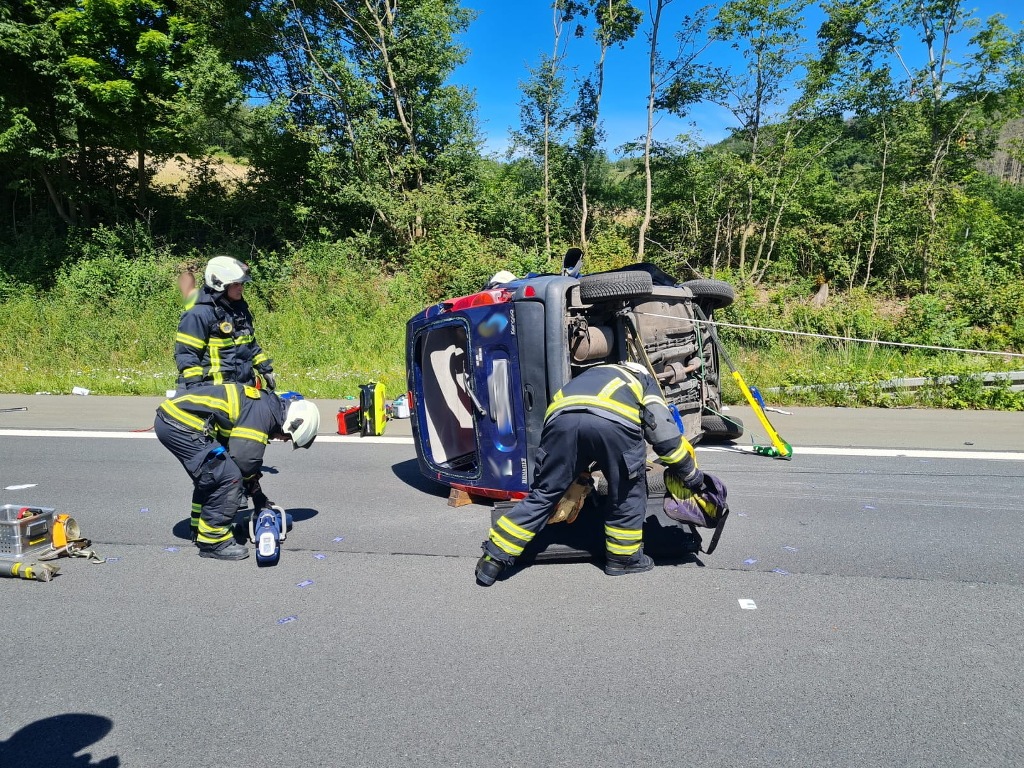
[682,279,735,312]
[592,465,666,498]
[646,464,666,496]
[579,271,654,302]
[701,412,744,442]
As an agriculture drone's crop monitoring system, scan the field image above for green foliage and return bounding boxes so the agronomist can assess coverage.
[2,0,1024,412]
[52,224,174,305]
[584,226,642,272]
[405,228,546,301]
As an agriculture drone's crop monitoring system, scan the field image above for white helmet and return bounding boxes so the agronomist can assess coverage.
[621,361,650,377]
[204,256,251,291]
[487,270,518,287]
[283,400,320,449]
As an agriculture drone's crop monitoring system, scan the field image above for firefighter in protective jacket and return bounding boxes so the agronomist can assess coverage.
[475,362,726,585]
[154,384,320,560]
[174,256,276,391]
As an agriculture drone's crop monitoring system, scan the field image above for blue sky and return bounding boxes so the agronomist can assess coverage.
[452,1,1024,158]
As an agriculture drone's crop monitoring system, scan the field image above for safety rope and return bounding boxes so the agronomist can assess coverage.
[631,311,1024,358]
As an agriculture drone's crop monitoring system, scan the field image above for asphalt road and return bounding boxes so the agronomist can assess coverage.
[1,397,1022,767]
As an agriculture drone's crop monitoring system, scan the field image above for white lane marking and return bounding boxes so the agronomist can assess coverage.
[702,445,1024,462]
[0,429,411,444]
[1,429,1022,460]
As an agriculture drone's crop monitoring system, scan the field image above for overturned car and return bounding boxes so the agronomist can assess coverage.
[405,253,740,501]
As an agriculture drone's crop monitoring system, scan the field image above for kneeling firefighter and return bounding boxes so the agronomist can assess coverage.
[475,362,727,585]
[154,384,320,560]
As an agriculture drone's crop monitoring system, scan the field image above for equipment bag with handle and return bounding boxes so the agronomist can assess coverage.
[360,382,387,436]
[662,473,731,555]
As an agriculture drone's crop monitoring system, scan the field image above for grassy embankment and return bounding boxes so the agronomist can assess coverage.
[0,251,1021,410]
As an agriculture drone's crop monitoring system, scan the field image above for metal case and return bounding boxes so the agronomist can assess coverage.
[0,505,56,560]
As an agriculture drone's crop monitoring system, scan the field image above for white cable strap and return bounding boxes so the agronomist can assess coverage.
[631,311,1024,359]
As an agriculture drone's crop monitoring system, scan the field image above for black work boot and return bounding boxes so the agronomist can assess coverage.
[605,549,655,576]
[197,540,249,561]
[475,553,508,586]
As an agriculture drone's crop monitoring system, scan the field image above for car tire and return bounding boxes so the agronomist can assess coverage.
[701,412,744,442]
[579,271,654,302]
[646,464,666,497]
[682,279,735,312]
[592,465,666,498]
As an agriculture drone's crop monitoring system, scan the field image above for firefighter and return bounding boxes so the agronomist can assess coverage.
[475,361,726,585]
[174,256,276,392]
[154,384,320,560]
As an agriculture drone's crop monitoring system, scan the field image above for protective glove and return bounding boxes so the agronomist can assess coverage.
[663,472,728,528]
[665,463,704,494]
[547,473,593,525]
[243,474,270,511]
[260,371,277,391]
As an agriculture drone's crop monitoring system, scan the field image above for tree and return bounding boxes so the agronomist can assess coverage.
[639,2,715,261]
[810,0,1024,290]
[0,0,247,230]
[0,0,83,227]
[513,3,573,257]
[566,0,642,248]
[708,0,812,279]
[254,0,477,245]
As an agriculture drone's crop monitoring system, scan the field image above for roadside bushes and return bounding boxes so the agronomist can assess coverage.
[0,221,1020,407]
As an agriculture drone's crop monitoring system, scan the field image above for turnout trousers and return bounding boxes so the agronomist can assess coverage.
[484,411,649,564]
[154,416,243,545]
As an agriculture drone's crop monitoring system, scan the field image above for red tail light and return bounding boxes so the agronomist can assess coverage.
[440,289,512,313]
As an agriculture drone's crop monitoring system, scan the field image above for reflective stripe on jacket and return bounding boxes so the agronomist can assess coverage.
[174,286,271,388]
[157,383,284,477]
[545,364,695,467]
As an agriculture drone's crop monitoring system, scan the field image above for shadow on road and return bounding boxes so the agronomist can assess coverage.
[0,713,119,767]
[499,496,705,567]
[172,507,321,541]
[391,458,451,498]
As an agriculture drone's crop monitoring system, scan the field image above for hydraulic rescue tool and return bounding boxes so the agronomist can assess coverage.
[693,306,793,459]
[241,473,292,566]
[249,505,291,566]
[1,560,59,581]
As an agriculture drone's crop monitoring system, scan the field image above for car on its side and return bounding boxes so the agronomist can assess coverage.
[405,254,740,501]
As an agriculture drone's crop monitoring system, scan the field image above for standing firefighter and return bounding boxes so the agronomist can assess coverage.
[154,384,320,560]
[475,362,727,585]
[175,256,276,392]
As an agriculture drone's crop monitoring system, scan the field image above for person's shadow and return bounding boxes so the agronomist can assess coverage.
[0,714,119,767]
[172,507,321,542]
[500,494,705,570]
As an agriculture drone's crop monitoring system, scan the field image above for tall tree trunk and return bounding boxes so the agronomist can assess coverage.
[38,167,73,227]
[543,8,565,259]
[544,110,552,256]
[638,0,666,262]
[137,148,147,212]
[864,122,889,289]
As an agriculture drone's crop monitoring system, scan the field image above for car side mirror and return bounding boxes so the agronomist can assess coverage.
[562,247,583,279]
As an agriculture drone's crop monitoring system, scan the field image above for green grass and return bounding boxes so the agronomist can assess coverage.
[0,258,421,398]
[726,340,1024,410]
[0,252,1021,409]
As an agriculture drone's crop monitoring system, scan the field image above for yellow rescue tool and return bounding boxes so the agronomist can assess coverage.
[693,306,793,460]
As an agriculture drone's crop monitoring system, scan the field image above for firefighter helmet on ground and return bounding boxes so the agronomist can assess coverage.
[283,400,320,449]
